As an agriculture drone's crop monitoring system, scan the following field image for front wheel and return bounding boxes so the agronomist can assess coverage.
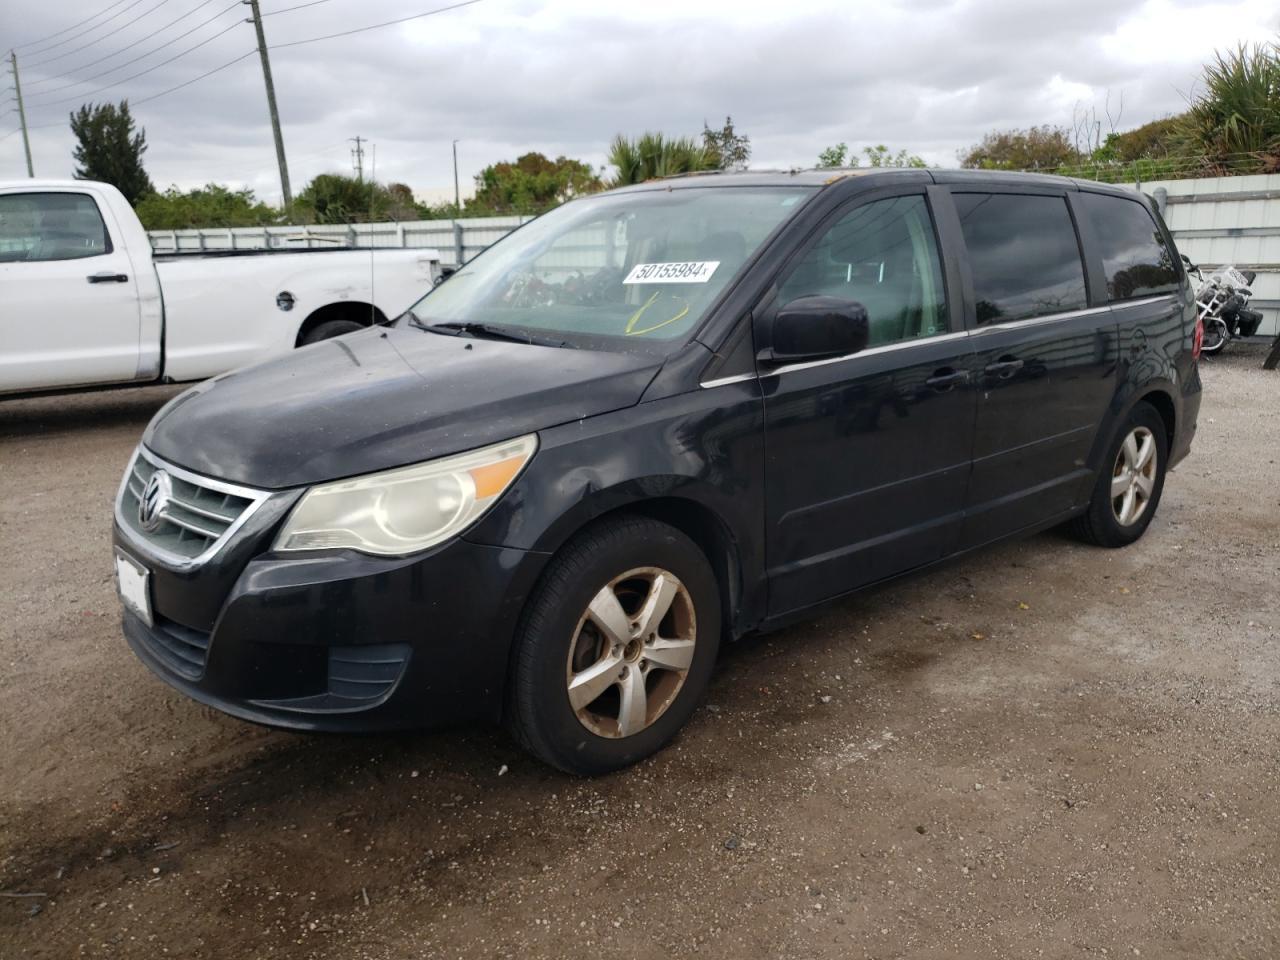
[506,516,721,775]
[1200,317,1229,355]
[1068,403,1168,548]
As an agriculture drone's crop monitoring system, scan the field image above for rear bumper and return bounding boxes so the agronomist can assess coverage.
[116,530,549,731]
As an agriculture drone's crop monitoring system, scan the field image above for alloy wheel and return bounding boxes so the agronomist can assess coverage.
[565,566,697,739]
[1111,426,1158,527]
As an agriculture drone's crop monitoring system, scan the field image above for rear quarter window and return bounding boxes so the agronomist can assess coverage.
[953,192,1088,324]
[1079,192,1180,302]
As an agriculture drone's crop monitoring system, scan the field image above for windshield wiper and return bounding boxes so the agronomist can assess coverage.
[412,319,574,349]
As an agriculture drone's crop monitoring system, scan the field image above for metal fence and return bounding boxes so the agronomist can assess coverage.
[147,215,535,267]
[1147,173,1280,337]
[148,172,1280,337]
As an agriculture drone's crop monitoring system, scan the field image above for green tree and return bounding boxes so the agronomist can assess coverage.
[861,144,927,168]
[467,152,603,215]
[134,184,281,230]
[960,125,1080,170]
[292,173,391,223]
[816,143,852,168]
[1096,115,1183,163]
[608,133,718,185]
[702,116,751,171]
[1175,40,1280,174]
[384,182,420,220]
[415,200,463,220]
[816,143,926,168]
[70,100,154,204]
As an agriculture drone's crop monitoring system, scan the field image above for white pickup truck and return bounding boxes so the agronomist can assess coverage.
[0,179,441,397]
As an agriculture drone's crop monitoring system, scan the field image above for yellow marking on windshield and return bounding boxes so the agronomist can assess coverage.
[625,291,690,337]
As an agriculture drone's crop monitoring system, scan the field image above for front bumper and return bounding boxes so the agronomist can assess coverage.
[115,528,549,731]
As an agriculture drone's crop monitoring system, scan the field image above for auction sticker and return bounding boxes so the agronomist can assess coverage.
[623,261,720,284]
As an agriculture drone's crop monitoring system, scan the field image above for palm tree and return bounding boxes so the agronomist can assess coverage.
[1176,40,1280,174]
[608,133,718,186]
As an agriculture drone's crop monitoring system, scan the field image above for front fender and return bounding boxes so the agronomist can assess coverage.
[463,385,769,632]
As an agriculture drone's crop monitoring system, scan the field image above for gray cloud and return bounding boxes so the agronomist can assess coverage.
[3,0,1276,202]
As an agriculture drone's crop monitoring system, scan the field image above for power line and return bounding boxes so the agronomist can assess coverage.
[24,0,230,89]
[27,1,242,99]
[20,0,153,59]
[26,0,182,70]
[262,0,338,16]
[0,121,62,143]
[27,19,245,108]
[133,48,255,104]
[270,0,483,50]
[12,0,136,52]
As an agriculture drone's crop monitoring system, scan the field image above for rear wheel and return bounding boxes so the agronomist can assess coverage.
[300,318,364,345]
[506,516,721,775]
[1069,403,1168,548]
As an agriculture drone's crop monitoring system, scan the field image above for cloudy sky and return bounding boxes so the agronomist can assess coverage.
[2,0,1277,204]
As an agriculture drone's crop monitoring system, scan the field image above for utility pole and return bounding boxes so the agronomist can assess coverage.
[8,51,33,178]
[244,0,291,208]
[452,139,460,213]
[350,136,365,182]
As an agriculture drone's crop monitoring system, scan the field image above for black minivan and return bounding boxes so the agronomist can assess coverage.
[114,169,1202,774]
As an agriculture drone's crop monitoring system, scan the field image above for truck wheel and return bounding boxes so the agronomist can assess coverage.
[300,319,363,345]
[1068,403,1168,548]
[506,516,721,775]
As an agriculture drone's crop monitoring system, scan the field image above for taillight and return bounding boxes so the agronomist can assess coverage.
[1192,316,1204,361]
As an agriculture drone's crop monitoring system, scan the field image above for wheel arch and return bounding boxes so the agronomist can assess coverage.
[547,493,744,634]
[1138,388,1177,455]
[293,301,388,346]
[1092,381,1178,470]
[496,490,747,728]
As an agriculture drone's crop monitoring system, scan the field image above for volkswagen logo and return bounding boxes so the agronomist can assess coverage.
[138,471,173,532]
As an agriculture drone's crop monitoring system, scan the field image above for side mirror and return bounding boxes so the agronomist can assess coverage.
[1180,253,1197,271]
[765,296,870,364]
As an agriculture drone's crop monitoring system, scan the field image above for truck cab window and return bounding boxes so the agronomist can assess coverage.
[0,192,112,263]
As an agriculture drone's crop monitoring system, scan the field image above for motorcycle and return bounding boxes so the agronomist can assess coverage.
[1185,256,1265,356]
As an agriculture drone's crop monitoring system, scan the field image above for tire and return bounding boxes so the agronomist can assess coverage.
[1069,403,1169,548]
[300,318,364,345]
[506,515,721,775]
[1200,317,1229,355]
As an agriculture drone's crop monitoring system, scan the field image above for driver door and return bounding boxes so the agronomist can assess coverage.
[0,189,142,393]
[757,188,978,615]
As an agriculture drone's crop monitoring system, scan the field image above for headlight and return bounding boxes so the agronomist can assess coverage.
[273,434,537,556]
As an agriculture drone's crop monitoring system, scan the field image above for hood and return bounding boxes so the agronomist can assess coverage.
[144,325,662,489]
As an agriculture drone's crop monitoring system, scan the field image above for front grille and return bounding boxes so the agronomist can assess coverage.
[117,448,270,565]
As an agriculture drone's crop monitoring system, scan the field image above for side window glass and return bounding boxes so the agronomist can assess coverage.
[0,192,112,263]
[1079,192,1180,302]
[953,193,1087,324]
[776,194,948,347]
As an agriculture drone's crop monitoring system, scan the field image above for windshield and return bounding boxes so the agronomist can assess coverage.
[404,186,815,351]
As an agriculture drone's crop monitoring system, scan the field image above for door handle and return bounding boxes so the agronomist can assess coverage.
[983,358,1024,377]
[87,272,129,283]
[925,368,968,390]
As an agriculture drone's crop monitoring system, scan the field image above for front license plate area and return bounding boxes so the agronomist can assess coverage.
[115,549,153,627]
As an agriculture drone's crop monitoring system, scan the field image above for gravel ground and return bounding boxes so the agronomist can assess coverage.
[1,346,1278,960]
